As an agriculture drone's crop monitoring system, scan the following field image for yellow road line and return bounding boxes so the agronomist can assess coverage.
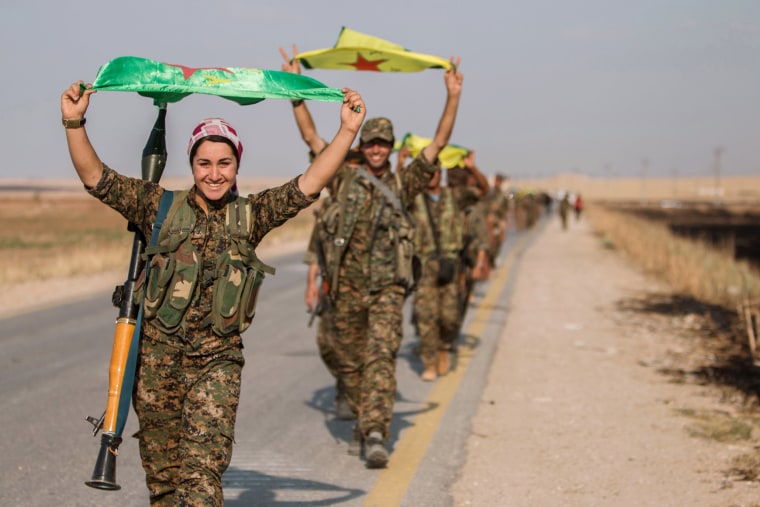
[363,235,530,506]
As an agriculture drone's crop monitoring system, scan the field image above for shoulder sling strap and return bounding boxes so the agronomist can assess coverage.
[356,167,406,212]
[115,189,173,436]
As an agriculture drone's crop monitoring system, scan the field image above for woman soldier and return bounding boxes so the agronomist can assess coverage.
[61,80,365,506]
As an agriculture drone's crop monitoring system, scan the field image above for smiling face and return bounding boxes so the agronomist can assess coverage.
[191,139,238,207]
[360,138,394,173]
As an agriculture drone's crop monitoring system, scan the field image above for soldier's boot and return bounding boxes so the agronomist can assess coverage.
[421,364,437,382]
[335,394,355,420]
[365,431,389,469]
[348,424,362,456]
[437,349,451,376]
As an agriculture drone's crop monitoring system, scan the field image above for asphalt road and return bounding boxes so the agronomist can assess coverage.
[0,229,531,507]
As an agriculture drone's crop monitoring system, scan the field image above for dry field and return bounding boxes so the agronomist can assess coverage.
[514,173,760,205]
[0,178,317,285]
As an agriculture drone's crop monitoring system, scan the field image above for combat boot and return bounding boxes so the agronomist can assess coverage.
[365,431,388,468]
[348,424,362,456]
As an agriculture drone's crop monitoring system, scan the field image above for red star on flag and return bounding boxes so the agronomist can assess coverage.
[166,63,232,80]
[347,54,387,72]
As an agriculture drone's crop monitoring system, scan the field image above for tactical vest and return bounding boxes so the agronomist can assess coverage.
[412,188,464,259]
[316,168,419,297]
[138,190,275,337]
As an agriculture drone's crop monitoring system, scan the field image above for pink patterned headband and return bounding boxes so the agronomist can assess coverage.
[187,118,243,161]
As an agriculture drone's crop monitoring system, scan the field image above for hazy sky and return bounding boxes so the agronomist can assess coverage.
[2,0,758,181]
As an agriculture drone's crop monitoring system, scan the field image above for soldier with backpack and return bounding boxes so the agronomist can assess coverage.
[402,150,489,382]
[280,48,465,468]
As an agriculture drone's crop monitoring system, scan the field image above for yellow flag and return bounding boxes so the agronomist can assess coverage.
[296,27,451,72]
[398,133,469,169]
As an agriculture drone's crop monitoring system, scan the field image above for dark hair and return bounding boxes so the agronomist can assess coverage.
[188,135,240,166]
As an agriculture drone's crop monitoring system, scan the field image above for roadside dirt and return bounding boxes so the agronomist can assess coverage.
[451,216,760,506]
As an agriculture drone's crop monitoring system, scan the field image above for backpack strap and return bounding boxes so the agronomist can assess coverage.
[330,170,357,299]
[227,195,276,276]
[356,167,405,212]
[144,189,189,256]
[149,190,174,247]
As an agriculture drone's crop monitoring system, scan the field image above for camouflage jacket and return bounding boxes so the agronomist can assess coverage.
[462,195,491,262]
[316,153,437,293]
[411,186,479,260]
[488,188,510,221]
[88,165,316,354]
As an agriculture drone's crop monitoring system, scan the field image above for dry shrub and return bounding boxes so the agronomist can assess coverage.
[586,205,760,308]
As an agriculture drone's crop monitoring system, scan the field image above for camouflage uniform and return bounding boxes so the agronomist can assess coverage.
[88,165,315,507]
[559,193,571,230]
[486,180,510,266]
[303,208,343,397]
[447,168,491,332]
[314,151,437,441]
[411,186,478,370]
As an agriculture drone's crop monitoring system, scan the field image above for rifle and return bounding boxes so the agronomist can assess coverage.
[308,233,332,327]
[84,103,168,491]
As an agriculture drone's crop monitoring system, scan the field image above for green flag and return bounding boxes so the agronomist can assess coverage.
[398,133,470,169]
[91,56,345,105]
[296,27,451,73]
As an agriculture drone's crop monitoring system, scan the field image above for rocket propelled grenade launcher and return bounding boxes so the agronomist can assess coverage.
[85,103,167,491]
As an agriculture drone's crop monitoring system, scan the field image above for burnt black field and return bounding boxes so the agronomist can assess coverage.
[608,201,760,270]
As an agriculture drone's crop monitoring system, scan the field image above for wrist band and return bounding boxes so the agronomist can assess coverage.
[62,118,86,128]
[291,99,304,107]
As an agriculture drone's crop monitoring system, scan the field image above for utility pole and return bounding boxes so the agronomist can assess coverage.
[714,147,723,206]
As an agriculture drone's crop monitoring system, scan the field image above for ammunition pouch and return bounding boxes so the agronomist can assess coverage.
[391,210,420,295]
[211,243,274,336]
[139,231,199,334]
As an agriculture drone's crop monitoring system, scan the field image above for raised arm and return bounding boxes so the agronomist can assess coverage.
[280,45,328,155]
[298,89,366,197]
[421,57,464,165]
[463,150,490,196]
[61,81,103,188]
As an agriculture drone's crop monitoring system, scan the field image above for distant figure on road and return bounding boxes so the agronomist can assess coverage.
[574,193,584,221]
[487,173,511,268]
[559,193,571,230]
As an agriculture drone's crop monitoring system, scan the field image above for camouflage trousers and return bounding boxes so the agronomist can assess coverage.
[326,282,405,439]
[412,257,461,367]
[133,337,243,507]
[315,307,346,397]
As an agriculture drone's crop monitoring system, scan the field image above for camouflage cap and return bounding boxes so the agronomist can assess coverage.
[360,117,395,144]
